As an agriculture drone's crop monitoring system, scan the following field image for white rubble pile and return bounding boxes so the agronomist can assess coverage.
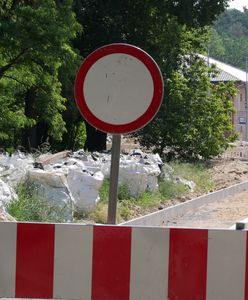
[0,151,34,187]
[0,149,195,221]
[28,168,74,221]
[100,149,162,197]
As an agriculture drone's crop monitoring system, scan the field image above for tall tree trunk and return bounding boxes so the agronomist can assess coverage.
[84,121,107,152]
[23,88,37,150]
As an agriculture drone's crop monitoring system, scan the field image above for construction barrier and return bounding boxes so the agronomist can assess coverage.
[0,222,248,300]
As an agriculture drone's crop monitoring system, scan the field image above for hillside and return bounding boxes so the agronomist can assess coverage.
[209,8,248,70]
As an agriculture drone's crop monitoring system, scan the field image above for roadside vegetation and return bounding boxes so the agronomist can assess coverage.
[89,162,214,223]
[6,162,214,224]
[7,181,67,222]
[1,1,235,161]
[1,0,232,223]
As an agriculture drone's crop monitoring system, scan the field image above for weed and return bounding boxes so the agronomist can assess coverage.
[136,190,161,208]
[118,200,133,220]
[118,182,132,200]
[159,180,188,200]
[99,179,133,202]
[169,162,214,193]
[89,202,122,223]
[7,181,67,222]
[89,202,108,223]
[99,179,109,203]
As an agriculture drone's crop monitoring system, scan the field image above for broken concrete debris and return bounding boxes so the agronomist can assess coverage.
[0,149,195,221]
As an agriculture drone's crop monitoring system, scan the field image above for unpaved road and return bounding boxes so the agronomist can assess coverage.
[165,190,248,228]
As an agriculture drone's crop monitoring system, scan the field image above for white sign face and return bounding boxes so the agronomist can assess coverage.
[83,53,154,125]
[75,43,164,134]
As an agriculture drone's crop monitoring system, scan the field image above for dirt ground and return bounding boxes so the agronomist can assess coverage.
[208,158,248,190]
[165,190,248,228]
[163,144,248,228]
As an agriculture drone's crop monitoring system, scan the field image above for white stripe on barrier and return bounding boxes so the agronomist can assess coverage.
[0,222,16,298]
[53,224,93,300]
[129,227,169,300]
[207,230,247,300]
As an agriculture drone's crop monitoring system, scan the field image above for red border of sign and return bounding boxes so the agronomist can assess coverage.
[74,43,164,134]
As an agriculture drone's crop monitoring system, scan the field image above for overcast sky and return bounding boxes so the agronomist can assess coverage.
[228,0,248,10]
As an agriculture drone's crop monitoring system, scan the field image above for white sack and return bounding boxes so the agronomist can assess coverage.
[28,169,74,221]
[67,166,104,212]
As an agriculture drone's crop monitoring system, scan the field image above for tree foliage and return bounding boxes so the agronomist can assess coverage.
[0,0,237,161]
[72,0,232,157]
[209,7,248,70]
[0,0,81,150]
[136,56,237,160]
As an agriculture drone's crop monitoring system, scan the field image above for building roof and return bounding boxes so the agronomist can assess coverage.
[199,55,247,82]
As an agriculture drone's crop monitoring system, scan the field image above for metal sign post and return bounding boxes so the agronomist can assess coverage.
[107,134,121,224]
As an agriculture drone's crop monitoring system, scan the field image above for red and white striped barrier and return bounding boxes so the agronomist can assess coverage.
[0,222,248,300]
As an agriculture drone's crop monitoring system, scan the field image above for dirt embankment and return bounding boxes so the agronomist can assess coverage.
[209,158,248,190]
[164,144,248,228]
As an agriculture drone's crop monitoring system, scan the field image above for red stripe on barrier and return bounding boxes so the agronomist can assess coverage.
[168,228,208,300]
[15,223,55,298]
[91,226,132,300]
[245,232,248,300]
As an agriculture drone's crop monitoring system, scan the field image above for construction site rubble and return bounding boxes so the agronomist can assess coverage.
[0,149,193,221]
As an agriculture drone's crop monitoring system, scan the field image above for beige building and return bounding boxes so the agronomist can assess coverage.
[208,57,247,141]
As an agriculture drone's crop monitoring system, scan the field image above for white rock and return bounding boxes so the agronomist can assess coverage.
[0,151,34,187]
[174,176,196,191]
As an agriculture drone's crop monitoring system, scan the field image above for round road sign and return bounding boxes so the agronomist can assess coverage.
[74,43,164,134]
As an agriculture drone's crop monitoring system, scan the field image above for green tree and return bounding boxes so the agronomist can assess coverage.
[0,0,81,150]
[210,7,248,70]
[73,0,229,152]
[208,28,226,58]
[135,56,237,160]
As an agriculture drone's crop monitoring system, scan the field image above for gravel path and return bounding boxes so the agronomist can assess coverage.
[165,190,248,228]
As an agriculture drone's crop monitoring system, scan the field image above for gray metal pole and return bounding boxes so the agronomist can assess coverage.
[107,134,121,224]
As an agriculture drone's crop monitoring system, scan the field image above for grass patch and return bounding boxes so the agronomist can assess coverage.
[9,162,214,224]
[136,190,161,208]
[159,180,188,200]
[90,161,214,223]
[169,162,214,193]
[98,179,109,203]
[7,181,67,222]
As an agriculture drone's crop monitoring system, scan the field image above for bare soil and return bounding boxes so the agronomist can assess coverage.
[208,158,248,190]
[163,150,248,228]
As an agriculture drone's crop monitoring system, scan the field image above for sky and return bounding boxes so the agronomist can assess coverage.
[228,0,248,10]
